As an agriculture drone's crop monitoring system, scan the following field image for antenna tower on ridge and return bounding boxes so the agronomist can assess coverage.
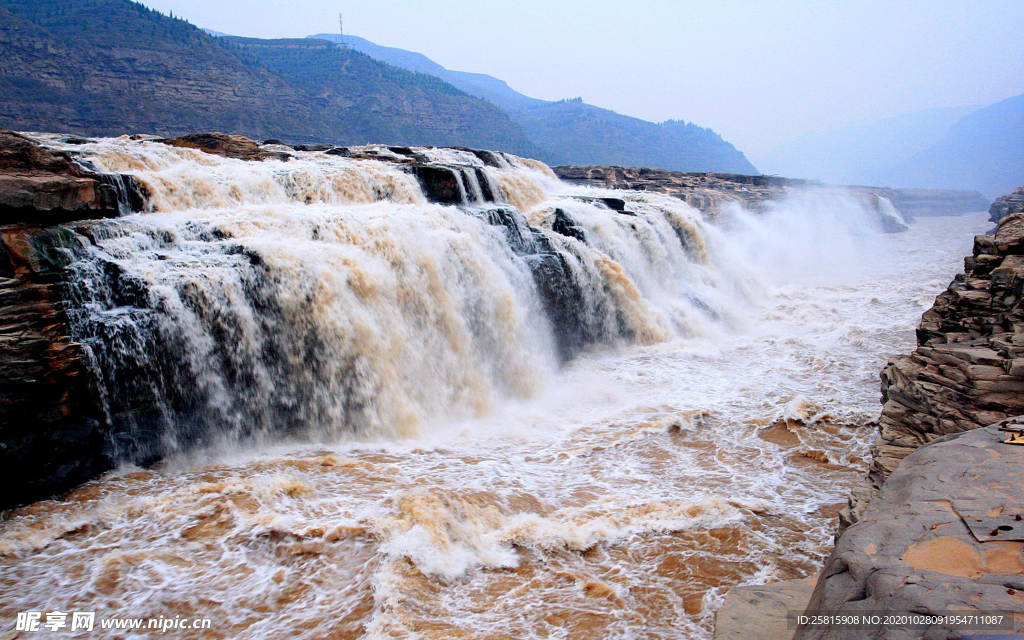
[338,13,347,49]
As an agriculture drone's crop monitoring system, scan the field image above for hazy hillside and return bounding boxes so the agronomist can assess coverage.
[515,99,756,173]
[759,105,977,184]
[222,37,538,153]
[311,33,545,111]
[888,92,1024,198]
[311,33,757,174]
[0,0,535,152]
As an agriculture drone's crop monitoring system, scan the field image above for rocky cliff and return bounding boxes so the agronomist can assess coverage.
[989,185,1024,224]
[554,165,988,222]
[0,130,140,507]
[554,164,812,215]
[843,209,1024,526]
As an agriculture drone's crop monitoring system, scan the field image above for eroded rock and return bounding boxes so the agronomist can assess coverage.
[796,426,1024,640]
[844,208,1024,527]
[989,185,1024,224]
[0,225,109,509]
[0,129,129,225]
[554,165,985,228]
[161,132,291,162]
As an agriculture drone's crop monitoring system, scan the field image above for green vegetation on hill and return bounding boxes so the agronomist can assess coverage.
[222,37,538,153]
[313,33,758,174]
[513,100,756,173]
[0,0,535,152]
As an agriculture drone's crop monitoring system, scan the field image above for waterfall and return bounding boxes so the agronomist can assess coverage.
[37,136,760,464]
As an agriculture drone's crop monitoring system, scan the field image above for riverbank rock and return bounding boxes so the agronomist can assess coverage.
[0,129,126,225]
[160,132,292,162]
[554,165,984,226]
[795,425,1024,640]
[0,224,110,509]
[844,208,1024,527]
[715,578,816,640]
[989,186,1024,224]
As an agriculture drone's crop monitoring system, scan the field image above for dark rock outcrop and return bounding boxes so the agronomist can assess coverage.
[0,131,154,508]
[844,210,1024,526]
[0,129,126,225]
[0,224,110,509]
[795,425,1024,640]
[410,165,465,205]
[161,132,292,162]
[989,185,1024,224]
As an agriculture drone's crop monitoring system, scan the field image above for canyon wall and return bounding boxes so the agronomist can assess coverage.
[0,130,133,506]
[989,185,1024,224]
[554,165,989,220]
[792,186,1024,638]
[843,206,1024,526]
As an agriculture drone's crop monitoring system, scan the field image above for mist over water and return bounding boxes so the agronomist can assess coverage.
[0,136,988,639]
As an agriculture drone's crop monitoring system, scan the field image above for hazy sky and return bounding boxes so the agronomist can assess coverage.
[142,0,1024,162]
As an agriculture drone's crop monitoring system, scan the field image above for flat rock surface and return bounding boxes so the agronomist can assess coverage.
[796,425,1024,640]
[715,577,816,640]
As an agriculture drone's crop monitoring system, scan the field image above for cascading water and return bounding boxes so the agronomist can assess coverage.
[0,135,988,640]
[34,136,760,465]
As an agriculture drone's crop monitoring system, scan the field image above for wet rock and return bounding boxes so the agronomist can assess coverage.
[293,143,335,152]
[989,185,1024,224]
[843,203,1024,529]
[474,206,616,360]
[0,129,127,225]
[411,164,464,205]
[551,208,587,243]
[0,225,110,509]
[161,132,291,162]
[715,577,816,640]
[797,425,1024,640]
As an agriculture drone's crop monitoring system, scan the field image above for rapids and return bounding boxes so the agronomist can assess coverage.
[0,135,989,639]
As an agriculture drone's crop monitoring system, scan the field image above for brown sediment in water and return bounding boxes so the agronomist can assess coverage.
[0,409,869,640]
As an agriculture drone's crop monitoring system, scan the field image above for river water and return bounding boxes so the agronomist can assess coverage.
[0,136,988,639]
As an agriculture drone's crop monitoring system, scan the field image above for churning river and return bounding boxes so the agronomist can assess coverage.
[0,136,988,639]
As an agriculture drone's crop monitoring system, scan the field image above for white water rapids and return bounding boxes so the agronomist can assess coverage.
[0,135,988,639]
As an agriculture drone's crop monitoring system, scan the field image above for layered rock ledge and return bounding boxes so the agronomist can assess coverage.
[553,165,988,221]
[990,185,1024,224]
[0,129,145,226]
[795,425,1024,640]
[846,210,1024,525]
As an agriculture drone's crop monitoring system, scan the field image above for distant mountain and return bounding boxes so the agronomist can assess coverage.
[311,34,545,112]
[221,36,538,153]
[887,92,1024,198]
[310,33,757,174]
[759,105,977,185]
[760,95,1024,198]
[512,99,756,172]
[0,0,536,153]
